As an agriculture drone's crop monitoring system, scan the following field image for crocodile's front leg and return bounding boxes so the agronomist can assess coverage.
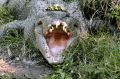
[0,16,37,39]
[0,20,25,38]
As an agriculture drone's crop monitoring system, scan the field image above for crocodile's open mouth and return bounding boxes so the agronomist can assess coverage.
[35,20,73,64]
[44,21,71,55]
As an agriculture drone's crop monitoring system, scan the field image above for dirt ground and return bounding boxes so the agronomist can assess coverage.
[0,47,52,79]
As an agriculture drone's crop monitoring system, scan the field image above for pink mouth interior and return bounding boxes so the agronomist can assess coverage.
[45,28,70,55]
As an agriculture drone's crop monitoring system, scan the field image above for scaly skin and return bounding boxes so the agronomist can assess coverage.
[0,0,88,64]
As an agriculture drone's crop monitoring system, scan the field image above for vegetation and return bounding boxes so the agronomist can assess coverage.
[0,0,120,79]
[43,33,120,79]
[1,32,120,79]
[0,73,29,79]
[107,3,120,29]
[0,6,13,25]
[81,0,111,20]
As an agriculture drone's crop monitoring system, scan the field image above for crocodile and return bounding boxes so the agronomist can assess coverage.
[1,0,110,64]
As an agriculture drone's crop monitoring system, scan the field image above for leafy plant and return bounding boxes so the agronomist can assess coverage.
[107,3,120,21]
[81,0,111,20]
[107,3,120,29]
[43,33,120,79]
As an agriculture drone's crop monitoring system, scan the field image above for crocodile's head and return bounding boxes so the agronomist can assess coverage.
[34,18,79,64]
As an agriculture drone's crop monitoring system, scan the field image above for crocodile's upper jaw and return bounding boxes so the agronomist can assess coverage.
[35,20,72,64]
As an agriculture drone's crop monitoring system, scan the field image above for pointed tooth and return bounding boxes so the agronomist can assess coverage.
[62,22,67,27]
[49,29,53,32]
[63,26,67,33]
[48,25,54,32]
[52,27,54,30]
[63,26,65,31]
[64,29,67,33]
[56,25,58,28]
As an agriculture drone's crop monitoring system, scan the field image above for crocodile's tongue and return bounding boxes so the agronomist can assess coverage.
[46,33,69,55]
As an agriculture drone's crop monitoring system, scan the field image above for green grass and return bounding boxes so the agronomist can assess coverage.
[0,6,13,25]
[1,32,120,79]
[0,73,31,79]
[43,33,120,79]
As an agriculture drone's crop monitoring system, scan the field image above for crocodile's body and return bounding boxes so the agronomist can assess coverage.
[0,0,113,64]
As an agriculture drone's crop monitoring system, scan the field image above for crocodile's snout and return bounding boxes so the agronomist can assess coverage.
[35,20,72,64]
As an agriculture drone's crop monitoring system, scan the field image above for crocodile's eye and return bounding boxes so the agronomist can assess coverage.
[37,21,43,25]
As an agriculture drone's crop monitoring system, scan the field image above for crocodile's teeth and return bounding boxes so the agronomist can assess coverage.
[63,26,67,33]
[62,22,67,27]
[64,29,67,33]
[56,25,59,28]
[49,29,53,32]
[49,26,54,32]
[52,27,54,30]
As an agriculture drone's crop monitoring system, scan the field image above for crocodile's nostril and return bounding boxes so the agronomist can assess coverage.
[37,21,43,25]
[74,24,78,27]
